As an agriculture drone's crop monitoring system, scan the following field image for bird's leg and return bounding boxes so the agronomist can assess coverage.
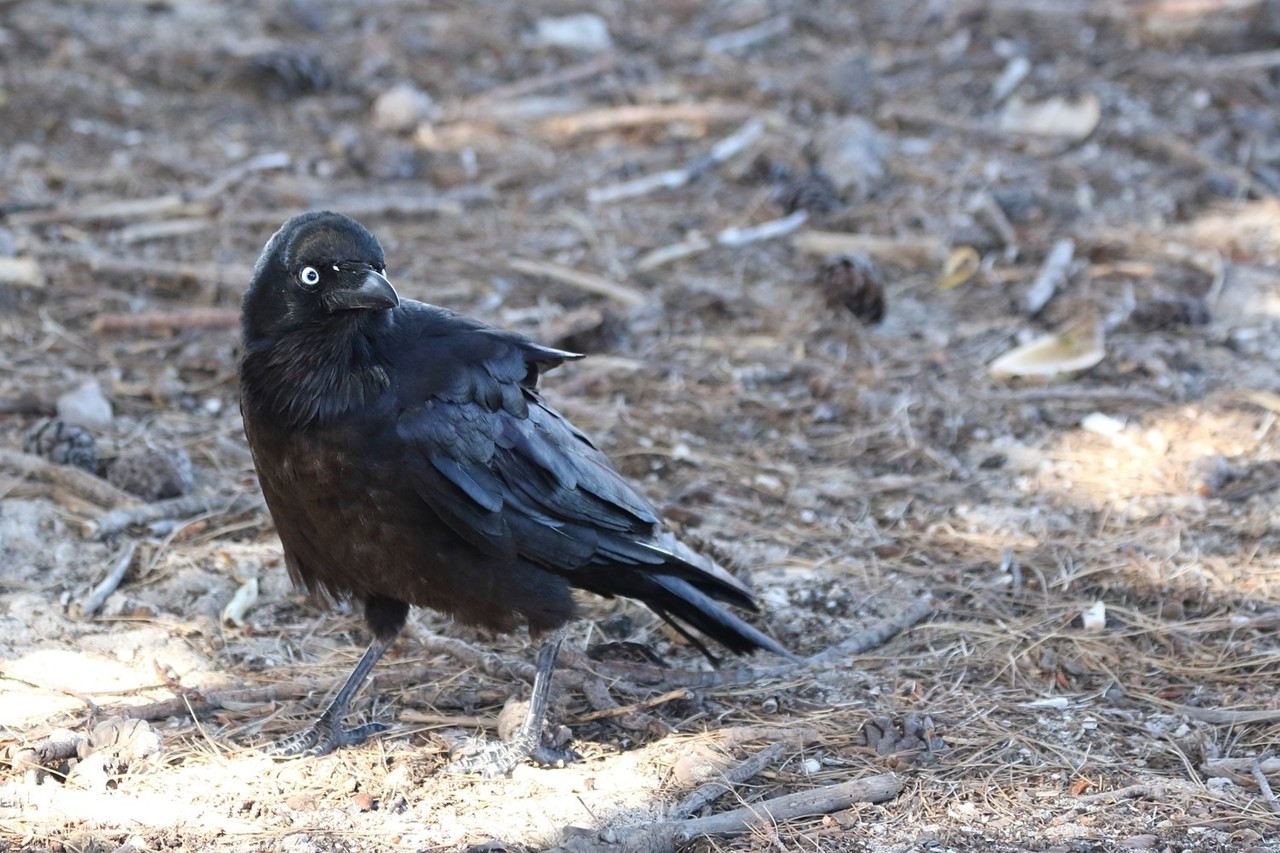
[443,624,577,777]
[267,596,407,757]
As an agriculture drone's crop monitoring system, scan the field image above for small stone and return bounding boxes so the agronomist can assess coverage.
[1120,835,1160,850]
[56,380,113,428]
[802,757,822,775]
[813,116,888,199]
[533,14,612,52]
[108,444,195,501]
[351,791,376,812]
[371,84,437,135]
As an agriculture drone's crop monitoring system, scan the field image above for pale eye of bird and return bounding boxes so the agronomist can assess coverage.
[299,266,321,286]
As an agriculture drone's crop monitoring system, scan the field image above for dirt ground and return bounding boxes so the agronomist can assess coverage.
[3,0,1280,851]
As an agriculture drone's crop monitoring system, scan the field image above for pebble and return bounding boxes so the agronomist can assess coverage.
[813,116,888,199]
[56,380,113,428]
[533,14,612,52]
[371,83,437,135]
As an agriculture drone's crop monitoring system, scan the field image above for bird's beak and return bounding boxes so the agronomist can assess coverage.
[326,268,400,312]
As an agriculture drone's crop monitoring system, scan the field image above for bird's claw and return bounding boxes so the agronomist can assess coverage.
[442,734,578,778]
[265,719,388,758]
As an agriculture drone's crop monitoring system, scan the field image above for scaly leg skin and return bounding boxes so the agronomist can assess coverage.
[443,626,576,778]
[266,629,397,758]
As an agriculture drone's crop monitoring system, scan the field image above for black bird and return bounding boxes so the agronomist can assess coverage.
[239,211,791,776]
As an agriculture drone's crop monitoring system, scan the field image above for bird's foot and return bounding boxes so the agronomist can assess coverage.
[442,732,579,778]
[265,717,388,758]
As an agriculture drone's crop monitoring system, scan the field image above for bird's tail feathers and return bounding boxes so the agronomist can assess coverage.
[644,574,795,661]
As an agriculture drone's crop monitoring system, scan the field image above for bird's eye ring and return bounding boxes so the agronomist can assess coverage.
[299,266,321,287]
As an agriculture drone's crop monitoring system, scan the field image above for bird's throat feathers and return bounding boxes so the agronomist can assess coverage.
[242,315,392,430]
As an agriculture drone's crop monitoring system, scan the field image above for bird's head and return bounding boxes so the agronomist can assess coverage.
[242,211,399,342]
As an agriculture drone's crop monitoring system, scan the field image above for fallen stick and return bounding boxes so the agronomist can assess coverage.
[1204,757,1280,777]
[800,595,933,666]
[8,194,205,226]
[93,493,262,540]
[1144,48,1280,77]
[551,773,904,852]
[188,151,291,202]
[717,210,807,247]
[60,254,256,288]
[633,210,807,271]
[792,230,948,267]
[1130,691,1280,725]
[538,102,756,137]
[90,308,240,334]
[458,55,619,116]
[1252,758,1280,815]
[1023,238,1075,316]
[706,14,791,53]
[574,680,676,734]
[633,237,713,272]
[79,541,138,618]
[669,741,788,820]
[0,448,136,509]
[573,686,689,724]
[508,257,649,307]
[588,119,764,204]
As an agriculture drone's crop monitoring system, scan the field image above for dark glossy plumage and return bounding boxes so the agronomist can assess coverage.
[239,211,788,774]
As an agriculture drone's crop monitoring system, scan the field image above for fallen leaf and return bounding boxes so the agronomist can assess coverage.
[939,245,981,290]
[989,317,1105,379]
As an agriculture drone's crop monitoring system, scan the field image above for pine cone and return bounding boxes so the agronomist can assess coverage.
[816,254,886,324]
[24,419,98,473]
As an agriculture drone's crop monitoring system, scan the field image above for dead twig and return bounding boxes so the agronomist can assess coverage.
[705,15,791,53]
[538,102,757,138]
[1023,238,1075,317]
[573,680,677,734]
[633,210,807,271]
[508,258,649,307]
[0,448,136,509]
[1204,757,1280,777]
[93,493,263,540]
[8,195,205,227]
[717,210,808,248]
[669,741,788,820]
[1252,758,1280,815]
[800,595,933,666]
[552,773,904,852]
[50,252,255,289]
[793,230,948,268]
[1131,691,1280,725]
[79,541,138,618]
[588,119,763,204]
[458,55,619,116]
[1078,781,1199,804]
[1144,48,1280,77]
[90,308,240,334]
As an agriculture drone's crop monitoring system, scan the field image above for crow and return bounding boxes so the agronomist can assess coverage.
[239,211,791,777]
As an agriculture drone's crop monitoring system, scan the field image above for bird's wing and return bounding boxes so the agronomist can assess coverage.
[392,313,733,588]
